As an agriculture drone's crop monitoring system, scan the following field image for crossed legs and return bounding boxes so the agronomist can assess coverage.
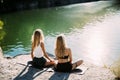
[72,60,83,70]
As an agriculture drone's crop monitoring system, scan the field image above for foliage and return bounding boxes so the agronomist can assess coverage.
[0,20,5,42]
[0,20,4,29]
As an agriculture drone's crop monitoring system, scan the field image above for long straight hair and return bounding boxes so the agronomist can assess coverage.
[31,29,44,49]
[55,34,67,57]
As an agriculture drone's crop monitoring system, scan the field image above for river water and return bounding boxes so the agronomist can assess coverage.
[0,1,120,67]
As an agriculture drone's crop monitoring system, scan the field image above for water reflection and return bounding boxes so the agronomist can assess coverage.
[72,11,120,67]
[1,1,120,67]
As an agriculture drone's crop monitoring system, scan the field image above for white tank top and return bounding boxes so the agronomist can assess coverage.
[33,44,43,58]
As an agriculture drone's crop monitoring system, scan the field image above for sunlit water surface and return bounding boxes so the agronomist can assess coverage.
[1,1,120,67]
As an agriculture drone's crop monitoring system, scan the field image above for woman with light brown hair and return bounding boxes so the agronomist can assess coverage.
[54,34,83,72]
[31,29,55,69]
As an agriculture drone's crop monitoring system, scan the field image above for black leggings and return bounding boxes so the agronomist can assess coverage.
[55,62,72,72]
[32,57,46,69]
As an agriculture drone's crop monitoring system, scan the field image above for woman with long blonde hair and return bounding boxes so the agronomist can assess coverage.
[31,29,55,69]
[54,34,83,72]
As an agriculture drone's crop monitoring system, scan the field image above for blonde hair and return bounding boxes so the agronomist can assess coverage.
[31,29,44,48]
[55,34,67,57]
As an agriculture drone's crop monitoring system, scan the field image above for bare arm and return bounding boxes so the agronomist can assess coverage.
[55,49,58,60]
[31,44,34,59]
[68,48,72,63]
[41,42,53,62]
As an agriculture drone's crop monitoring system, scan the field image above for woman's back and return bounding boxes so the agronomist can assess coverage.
[33,43,43,58]
[55,48,72,63]
[54,34,83,72]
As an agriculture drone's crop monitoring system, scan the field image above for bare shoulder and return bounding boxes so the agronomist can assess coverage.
[40,42,45,48]
[66,48,71,53]
[65,48,72,57]
[67,48,71,51]
[40,42,44,46]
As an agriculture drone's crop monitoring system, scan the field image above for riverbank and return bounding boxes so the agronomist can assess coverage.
[0,54,117,80]
[0,0,100,14]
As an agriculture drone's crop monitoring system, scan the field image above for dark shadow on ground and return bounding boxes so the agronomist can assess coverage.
[13,61,48,80]
[49,67,83,80]
[49,72,70,80]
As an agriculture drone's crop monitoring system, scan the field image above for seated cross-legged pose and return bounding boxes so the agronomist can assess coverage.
[31,29,55,69]
[54,34,83,72]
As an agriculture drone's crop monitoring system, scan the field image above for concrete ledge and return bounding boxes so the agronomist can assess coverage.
[0,54,116,80]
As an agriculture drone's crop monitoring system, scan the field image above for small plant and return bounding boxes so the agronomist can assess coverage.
[0,20,4,29]
[109,59,120,79]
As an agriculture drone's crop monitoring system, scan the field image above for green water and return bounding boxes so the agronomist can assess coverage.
[0,1,120,67]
